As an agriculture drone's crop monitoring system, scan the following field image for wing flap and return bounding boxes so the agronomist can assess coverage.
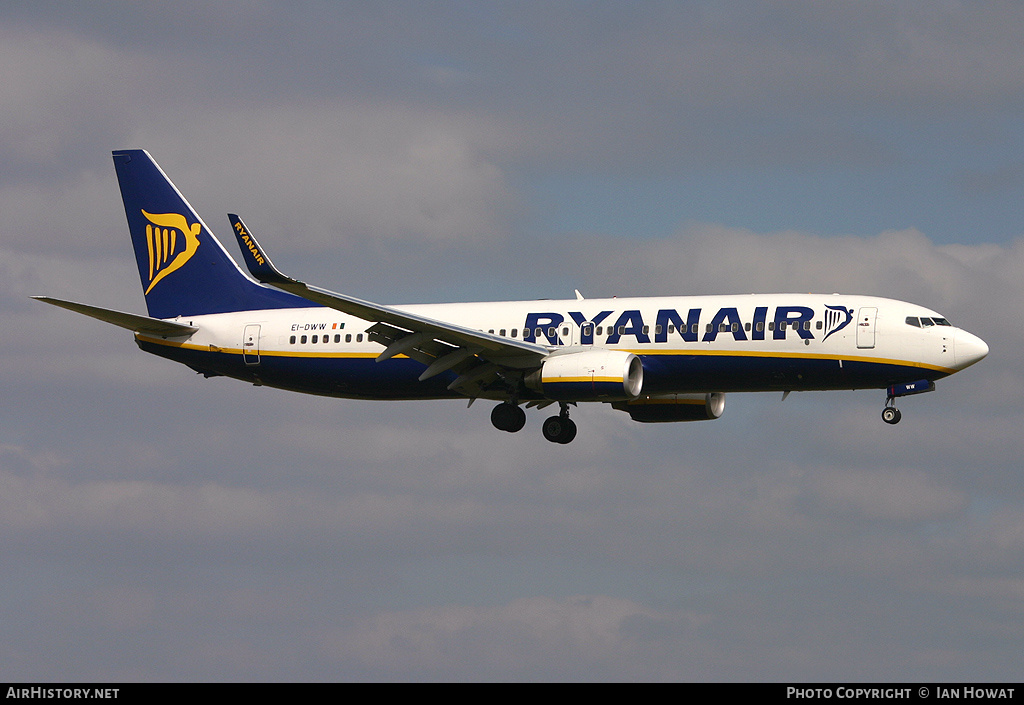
[365,323,457,367]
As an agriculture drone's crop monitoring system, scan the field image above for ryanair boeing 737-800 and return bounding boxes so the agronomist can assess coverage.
[36,150,988,444]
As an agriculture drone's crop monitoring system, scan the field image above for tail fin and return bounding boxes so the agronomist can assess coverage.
[112,149,303,318]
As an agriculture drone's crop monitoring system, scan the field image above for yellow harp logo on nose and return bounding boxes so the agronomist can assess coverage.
[141,210,201,294]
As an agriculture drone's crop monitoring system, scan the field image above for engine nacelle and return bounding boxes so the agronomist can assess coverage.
[526,349,643,401]
[613,393,725,423]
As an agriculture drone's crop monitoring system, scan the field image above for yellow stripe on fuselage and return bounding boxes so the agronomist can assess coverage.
[135,334,382,359]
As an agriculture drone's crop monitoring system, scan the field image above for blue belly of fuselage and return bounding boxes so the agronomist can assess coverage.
[138,339,946,400]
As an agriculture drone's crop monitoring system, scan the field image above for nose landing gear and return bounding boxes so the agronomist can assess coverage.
[881,379,936,425]
[881,401,902,425]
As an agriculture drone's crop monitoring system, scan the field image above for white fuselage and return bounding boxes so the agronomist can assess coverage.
[136,292,987,400]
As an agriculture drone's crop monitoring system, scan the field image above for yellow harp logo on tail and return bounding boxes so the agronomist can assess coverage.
[141,210,201,294]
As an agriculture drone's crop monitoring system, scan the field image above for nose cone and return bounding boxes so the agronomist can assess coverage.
[954,330,989,370]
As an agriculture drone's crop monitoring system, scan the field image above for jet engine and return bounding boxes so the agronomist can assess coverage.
[612,392,725,423]
[526,349,643,401]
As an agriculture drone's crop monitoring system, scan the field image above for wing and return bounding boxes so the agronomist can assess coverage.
[33,296,198,337]
[228,214,547,398]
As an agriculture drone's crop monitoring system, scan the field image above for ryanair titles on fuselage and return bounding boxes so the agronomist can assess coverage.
[519,303,854,346]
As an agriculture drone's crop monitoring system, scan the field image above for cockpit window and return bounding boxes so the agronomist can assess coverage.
[908,315,953,328]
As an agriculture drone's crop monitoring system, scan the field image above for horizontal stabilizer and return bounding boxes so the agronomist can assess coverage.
[32,296,198,336]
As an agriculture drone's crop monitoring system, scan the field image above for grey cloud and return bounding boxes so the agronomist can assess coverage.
[316,595,709,680]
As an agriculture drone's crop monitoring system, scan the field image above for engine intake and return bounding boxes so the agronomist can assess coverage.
[613,393,725,423]
[526,350,643,401]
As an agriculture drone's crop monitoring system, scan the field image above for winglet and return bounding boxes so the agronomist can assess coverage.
[228,214,293,286]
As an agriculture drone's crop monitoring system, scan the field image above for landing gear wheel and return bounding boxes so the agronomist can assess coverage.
[558,418,577,444]
[491,403,526,433]
[542,415,577,444]
[881,406,902,425]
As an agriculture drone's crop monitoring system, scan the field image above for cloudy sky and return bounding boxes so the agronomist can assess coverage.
[2,1,1023,681]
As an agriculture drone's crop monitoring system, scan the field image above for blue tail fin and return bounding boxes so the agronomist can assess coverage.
[113,149,304,318]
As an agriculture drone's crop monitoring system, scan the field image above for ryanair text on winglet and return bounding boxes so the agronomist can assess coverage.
[233,220,265,266]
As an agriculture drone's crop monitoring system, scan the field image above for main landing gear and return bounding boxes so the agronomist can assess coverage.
[491,401,526,433]
[490,401,577,444]
[542,405,577,445]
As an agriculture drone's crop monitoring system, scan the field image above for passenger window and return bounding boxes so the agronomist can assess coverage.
[563,327,569,337]
[345,334,352,342]
[803,321,810,330]
[618,326,625,335]
[642,326,649,335]
[582,325,593,336]
[596,327,603,335]
[499,329,506,336]
[815,321,822,330]
[667,325,674,334]
[357,334,363,342]
[300,335,307,344]
[756,322,764,332]
[290,335,296,344]
[655,325,663,335]
[745,322,751,332]
[312,335,318,343]
[334,334,341,343]
[511,329,518,338]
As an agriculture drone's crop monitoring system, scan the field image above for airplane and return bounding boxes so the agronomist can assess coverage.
[35,150,989,444]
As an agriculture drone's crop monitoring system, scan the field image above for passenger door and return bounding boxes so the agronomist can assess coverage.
[242,324,261,365]
[856,307,877,349]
